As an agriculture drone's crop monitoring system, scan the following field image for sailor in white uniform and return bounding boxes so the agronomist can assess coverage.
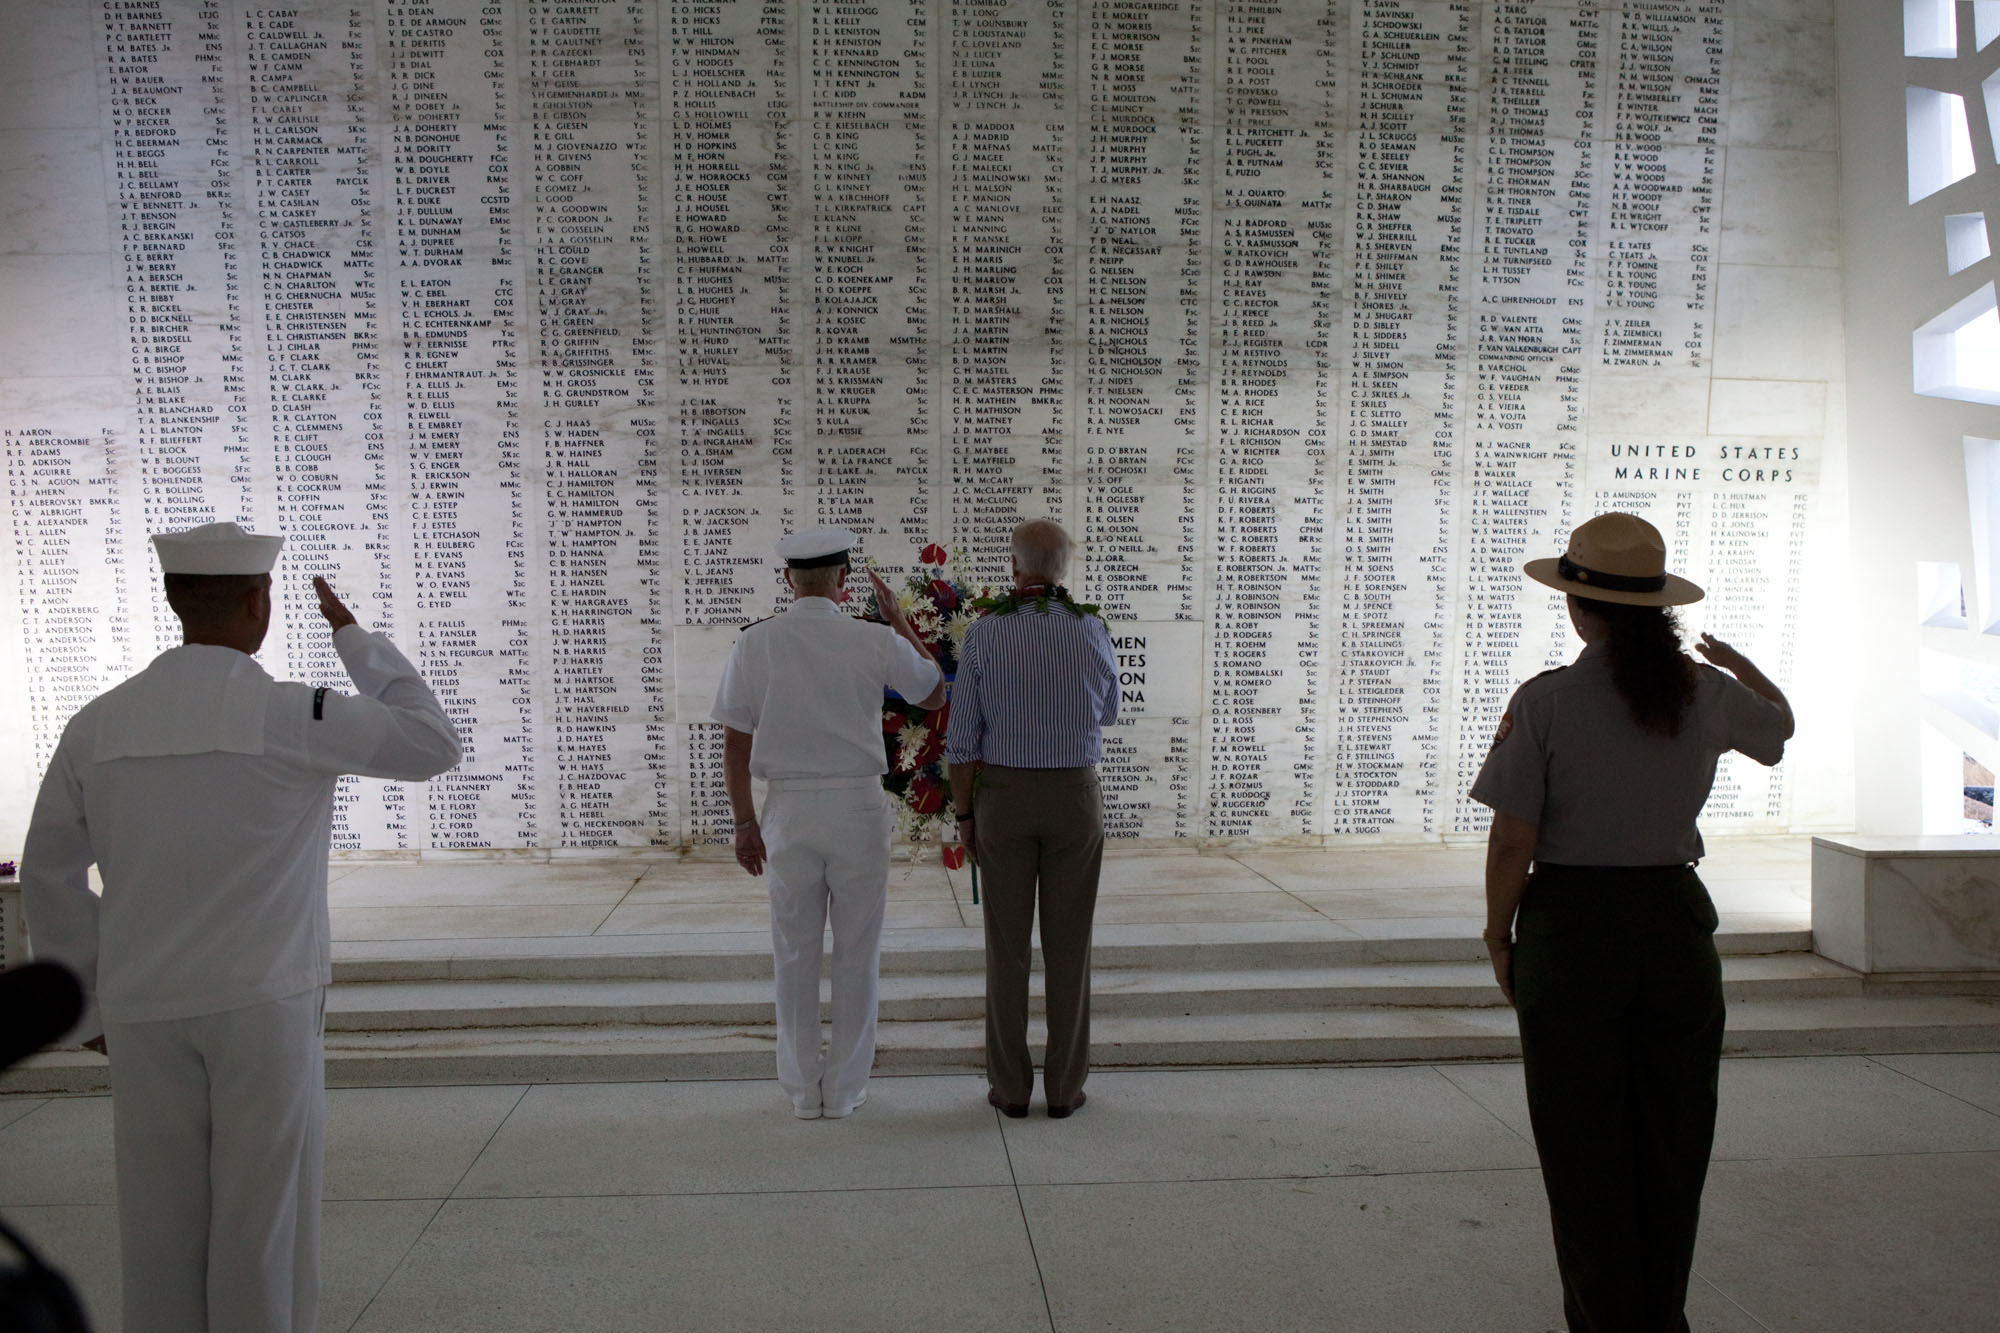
[712,527,944,1118]
[21,521,461,1333]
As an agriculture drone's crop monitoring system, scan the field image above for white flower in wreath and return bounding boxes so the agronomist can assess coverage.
[895,723,930,771]
[895,806,937,843]
[942,610,979,651]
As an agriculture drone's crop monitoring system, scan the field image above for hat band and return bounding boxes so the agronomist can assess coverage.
[1558,553,1666,594]
[786,551,850,570]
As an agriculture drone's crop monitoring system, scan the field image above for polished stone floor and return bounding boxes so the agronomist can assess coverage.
[4,1053,1998,1331]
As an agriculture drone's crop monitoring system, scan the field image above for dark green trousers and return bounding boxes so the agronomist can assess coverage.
[1513,863,1725,1333]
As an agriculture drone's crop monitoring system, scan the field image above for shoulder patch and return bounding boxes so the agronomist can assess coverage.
[1529,665,1567,682]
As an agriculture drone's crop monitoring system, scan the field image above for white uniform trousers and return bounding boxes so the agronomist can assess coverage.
[762,777,892,1114]
[105,986,325,1333]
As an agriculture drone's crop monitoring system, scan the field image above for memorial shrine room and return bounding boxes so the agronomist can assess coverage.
[2,0,2000,1328]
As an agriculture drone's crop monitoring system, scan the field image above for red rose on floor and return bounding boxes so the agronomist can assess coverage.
[929,578,958,611]
[920,542,948,566]
[908,776,945,815]
[941,843,968,870]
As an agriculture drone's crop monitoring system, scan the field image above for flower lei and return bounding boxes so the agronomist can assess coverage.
[971,583,1102,620]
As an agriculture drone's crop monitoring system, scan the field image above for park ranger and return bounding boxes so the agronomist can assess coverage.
[712,526,944,1119]
[21,521,462,1332]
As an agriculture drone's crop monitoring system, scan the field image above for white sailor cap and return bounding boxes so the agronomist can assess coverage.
[776,525,857,569]
[152,521,284,575]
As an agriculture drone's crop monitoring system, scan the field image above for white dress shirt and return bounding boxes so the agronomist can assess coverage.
[710,597,940,779]
[22,625,462,1032]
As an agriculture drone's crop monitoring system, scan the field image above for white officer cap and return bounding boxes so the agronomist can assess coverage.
[776,525,858,569]
[152,521,284,575]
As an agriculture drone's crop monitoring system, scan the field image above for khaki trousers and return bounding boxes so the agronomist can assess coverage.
[975,764,1103,1107]
[1513,864,1725,1333]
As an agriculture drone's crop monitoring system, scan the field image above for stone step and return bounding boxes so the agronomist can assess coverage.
[11,979,1998,1095]
[321,953,1868,1032]
[328,923,1818,984]
[282,992,2000,1087]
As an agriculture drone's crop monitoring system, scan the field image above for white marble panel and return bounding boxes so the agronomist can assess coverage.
[1721,147,1842,267]
[1707,378,1829,436]
[0,130,108,256]
[0,1,98,130]
[1586,370,1713,436]
[0,256,120,379]
[1809,837,1872,970]
[1712,263,1846,380]
[1813,837,2000,972]
[1726,13,1841,152]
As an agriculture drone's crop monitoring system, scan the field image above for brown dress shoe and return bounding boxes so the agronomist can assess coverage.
[1046,1091,1087,1119]
[987,1087,1029,1119]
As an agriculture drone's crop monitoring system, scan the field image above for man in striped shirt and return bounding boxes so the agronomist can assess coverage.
[945,519,1120,1119]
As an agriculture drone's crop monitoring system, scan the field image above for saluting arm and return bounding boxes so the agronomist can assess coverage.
[20,744,104,1043]
[868,569,945,709]
[1696,633,1794,740]
[310,577,462,780]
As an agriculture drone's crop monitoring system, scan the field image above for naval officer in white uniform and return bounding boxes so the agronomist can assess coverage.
[21,521,461,1332]
[712,527,944,1118]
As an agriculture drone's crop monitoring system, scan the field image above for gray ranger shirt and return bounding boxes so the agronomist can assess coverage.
[1469,640,1789,866]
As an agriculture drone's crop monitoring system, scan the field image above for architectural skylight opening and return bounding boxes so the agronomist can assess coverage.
[1908,87,1979,201]
[1915,284,2000,404]
[1907,0,1959,56]
[1963,438,2000,632]
[1977,0,2000,50]
[1947,213,1992,273]
[1920,561,1970,628]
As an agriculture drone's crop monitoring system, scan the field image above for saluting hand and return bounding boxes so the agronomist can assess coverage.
[314,576,358,632]
[867,568,907,629]
[1694,632,1746,674]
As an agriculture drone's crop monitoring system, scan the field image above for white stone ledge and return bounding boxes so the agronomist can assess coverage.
[1812,836,2000,973]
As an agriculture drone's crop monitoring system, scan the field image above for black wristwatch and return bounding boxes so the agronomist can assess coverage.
[955,810,974,821]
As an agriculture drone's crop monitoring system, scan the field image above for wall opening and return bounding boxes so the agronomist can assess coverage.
[1946,213,1991,272]
[1915,283,2000,403]
[1908,86,1978,201]
[1906,0,1958,57]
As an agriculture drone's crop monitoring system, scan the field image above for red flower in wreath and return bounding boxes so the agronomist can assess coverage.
[883,710,905,734]
[908,775,945,815]
[919,542,948,566]
[928,577,958,611]
[940,843,968,870]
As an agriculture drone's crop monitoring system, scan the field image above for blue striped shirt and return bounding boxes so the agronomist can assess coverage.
[944,603,1120,767]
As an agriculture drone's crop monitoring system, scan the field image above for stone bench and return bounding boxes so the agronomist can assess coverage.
[1812,836,2000,974]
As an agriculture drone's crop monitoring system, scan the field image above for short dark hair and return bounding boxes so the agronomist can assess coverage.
[163,573,268,625]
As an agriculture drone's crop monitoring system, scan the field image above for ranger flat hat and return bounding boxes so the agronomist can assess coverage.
[776,525,857,570]
[152,521,284,576]
[1524,512,1704,607]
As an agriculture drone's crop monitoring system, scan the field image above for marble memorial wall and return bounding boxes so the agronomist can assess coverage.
[0,0,1830,851]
